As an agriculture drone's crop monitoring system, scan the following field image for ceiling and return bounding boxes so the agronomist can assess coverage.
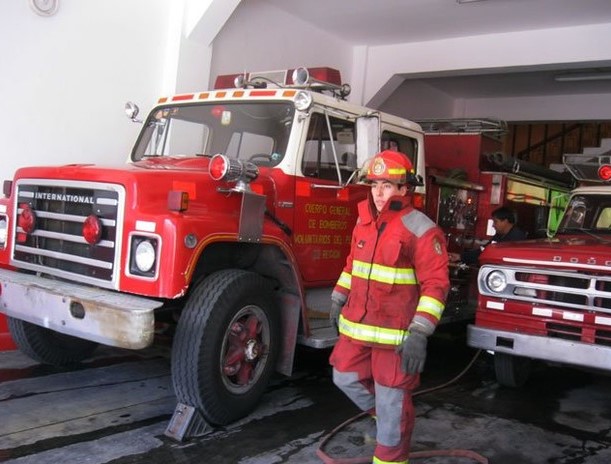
[260,0,611,99]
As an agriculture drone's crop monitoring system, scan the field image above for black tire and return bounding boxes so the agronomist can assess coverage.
[8,317,98,366]
[494,352,532,387]
[171,270,280,425]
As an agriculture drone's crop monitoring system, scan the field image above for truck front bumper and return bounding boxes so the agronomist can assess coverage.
[0,268,163,349]
[468,324,611,371]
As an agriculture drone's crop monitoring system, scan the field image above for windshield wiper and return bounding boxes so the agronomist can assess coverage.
[557,227,611,243]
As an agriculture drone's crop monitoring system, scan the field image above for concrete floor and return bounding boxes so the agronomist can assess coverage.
[1,325,611,463]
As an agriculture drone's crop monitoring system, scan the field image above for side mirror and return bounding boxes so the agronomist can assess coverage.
[356,114,380,169]
[125,101,142,123]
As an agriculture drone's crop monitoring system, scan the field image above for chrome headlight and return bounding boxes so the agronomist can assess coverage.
[486,270,508,293]
[135,239,156,273]
[294,91,313,112]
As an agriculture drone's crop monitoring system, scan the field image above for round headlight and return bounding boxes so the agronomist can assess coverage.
[135,240,156,273]
[0,218,7,246]
[294,91,313,112]
[486,270,507,293]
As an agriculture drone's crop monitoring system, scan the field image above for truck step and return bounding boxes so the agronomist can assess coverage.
[297,320,337,349]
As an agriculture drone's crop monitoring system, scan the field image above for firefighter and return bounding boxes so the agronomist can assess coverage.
[329,150,450,464]
[448,206,527,265]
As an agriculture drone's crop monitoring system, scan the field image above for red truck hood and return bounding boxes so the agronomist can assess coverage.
[11,158,277,211]
[480,235,611,271]
[16,156,211,176]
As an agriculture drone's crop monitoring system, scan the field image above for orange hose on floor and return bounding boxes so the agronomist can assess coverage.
[317,349,489,463]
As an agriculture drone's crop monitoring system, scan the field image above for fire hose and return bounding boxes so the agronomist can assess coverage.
[316,349,489,463]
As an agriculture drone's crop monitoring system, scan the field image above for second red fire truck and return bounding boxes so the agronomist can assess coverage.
[468,151,611,387]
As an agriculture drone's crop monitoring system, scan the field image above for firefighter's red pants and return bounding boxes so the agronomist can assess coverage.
[330,335,420,464]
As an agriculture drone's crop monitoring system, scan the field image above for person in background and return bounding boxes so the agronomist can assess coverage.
[449,206,527,265]
[329,150,450,464]
[388,139,400,152]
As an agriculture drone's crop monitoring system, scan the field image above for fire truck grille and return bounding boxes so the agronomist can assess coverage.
[479,265,611,314]
[594,328,611,347]
[546,323,581,341]
[11,181,125,289]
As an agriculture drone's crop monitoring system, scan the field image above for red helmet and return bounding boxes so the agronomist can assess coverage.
[365,150,415,184]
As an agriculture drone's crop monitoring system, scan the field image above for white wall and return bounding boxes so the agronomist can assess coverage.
[364,23,611,120]
[210,7,611,122]
[0,0,173,181]
[4,0,611,184]
[461,93,611,122]
[209,0,353,89]
[174,0,241,93]
[379,81,455,120]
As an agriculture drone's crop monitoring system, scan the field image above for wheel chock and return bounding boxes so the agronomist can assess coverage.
[164,402,215,441]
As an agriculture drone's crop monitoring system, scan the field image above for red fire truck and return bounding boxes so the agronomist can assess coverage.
[0,65,578,430]
[419,119,575,321]
[0,67,432,429]
[468,151,611,387]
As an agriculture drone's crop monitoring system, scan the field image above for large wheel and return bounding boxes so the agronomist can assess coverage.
[171,269,280,425]
[8,317,98,366]
[494,352,532,387]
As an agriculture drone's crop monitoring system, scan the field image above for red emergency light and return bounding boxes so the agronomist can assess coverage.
[82,214,102,245]
[17,203,36,243]
[598,164,611,181]
[18,203,36,234]
[214,67,342,90]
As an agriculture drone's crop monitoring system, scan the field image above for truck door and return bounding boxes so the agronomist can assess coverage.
[293,110,369,284]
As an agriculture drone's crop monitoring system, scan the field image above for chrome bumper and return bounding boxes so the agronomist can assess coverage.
[468,324,611,370]
[0,268,163,349]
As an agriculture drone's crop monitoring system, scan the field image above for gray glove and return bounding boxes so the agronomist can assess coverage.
[329,301,343,334]
[396,329,428,374]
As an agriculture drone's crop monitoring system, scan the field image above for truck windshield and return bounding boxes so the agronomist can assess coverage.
[557,194,611,234]
[131,102,295,167]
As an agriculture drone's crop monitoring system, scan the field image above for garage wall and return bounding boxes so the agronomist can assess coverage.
[462,93,611,122]
[209,6,611,122]
[0,0,172,181]
[4,0,611,184]
[379,81,455,120]
[209,0,352,90]
[367,23,611,121]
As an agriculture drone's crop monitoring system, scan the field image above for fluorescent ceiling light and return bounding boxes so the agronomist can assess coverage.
[554,72,611,82]
[456,0,487,3]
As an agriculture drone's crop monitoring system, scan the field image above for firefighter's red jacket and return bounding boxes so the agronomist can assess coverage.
[332,195,450,346]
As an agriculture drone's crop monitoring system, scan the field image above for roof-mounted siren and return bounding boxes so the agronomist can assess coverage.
[290,67,351,99]
[214,66,350,98]
[563,152,611,183]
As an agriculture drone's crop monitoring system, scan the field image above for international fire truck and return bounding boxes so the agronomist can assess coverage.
[468,150,611,387]
[0,65,579,429]
[0,67,433,428]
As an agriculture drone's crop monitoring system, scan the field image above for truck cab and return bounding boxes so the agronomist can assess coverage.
[467,152,611,386]
[0,67,427,427]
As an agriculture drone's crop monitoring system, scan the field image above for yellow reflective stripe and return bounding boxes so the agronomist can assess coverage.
[416,295,445,320]
[370,263,417,285]
[373,457,408,464]
[352,260,417,286]
[387,167,406,175]
[336,271,352,290]
[338,314,407,346]
[352,260,371,279]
